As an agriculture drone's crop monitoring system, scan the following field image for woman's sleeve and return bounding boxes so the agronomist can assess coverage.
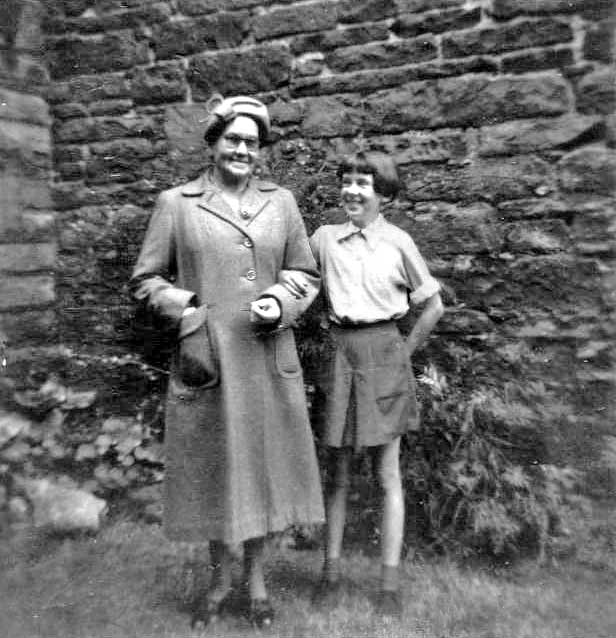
[401,234,441,305]
[258,191,320,328]
[130,191,197,328]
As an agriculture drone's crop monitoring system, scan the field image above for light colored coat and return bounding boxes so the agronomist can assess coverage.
[132,172,324,544]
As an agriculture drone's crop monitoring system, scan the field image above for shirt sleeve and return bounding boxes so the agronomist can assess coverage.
[309,226,322,268]
[401,234,441,305]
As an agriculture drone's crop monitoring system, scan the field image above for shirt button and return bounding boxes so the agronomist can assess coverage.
[243,238,253,248]
[241,210,250,220]
[245,268,256,281]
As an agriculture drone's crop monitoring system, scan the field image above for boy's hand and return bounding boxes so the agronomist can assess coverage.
[279,270,309,299]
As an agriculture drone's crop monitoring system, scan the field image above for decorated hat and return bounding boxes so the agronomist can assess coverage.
[203,94,271,146]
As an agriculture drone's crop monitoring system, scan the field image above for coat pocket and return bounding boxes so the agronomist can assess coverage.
[177,304,220,388]
[274,329,302,378]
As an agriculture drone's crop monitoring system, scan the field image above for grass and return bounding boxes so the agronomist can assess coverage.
[1,516,615,638]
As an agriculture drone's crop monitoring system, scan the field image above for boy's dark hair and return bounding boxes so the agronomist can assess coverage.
[337,151,400,199]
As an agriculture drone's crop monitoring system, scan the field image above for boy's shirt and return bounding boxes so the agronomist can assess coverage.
[310,215,440,325]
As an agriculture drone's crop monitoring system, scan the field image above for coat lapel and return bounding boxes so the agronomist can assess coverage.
[187,172,277,240]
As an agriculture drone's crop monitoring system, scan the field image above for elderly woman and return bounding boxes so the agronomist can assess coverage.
[131,96,324,628]
[285,151,443,617]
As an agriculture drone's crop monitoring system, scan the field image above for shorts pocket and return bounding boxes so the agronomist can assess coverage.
[176,305,220,388]
[274,329,302,378]
[373,338,410,416]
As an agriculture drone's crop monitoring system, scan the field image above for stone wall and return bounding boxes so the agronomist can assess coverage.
[27,1,616,465]
[0,0,56,355]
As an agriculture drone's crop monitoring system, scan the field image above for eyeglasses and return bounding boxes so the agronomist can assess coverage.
[222,134,260,152]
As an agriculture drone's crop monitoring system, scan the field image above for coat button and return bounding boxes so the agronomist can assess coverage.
[245,268,256,281]
[241,209,250,220]
[243,238,253,248]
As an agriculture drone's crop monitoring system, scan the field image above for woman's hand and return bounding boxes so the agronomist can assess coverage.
[250,298,281,324]
[279,270,310,299]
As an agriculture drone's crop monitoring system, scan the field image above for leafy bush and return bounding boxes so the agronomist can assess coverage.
[404,367,591,561]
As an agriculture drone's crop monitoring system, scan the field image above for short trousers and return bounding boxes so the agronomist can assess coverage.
[313,321,418,450]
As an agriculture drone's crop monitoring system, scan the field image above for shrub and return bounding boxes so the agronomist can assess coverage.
[404,367,591,561]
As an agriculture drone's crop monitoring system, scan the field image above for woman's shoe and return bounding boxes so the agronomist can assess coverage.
[189,589,233,628]
[376,589,402,618]
[245,598,275,629]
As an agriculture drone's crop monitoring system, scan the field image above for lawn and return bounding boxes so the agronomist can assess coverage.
[1,516,615,638]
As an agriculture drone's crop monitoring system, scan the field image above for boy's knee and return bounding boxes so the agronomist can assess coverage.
[375,463,401,492]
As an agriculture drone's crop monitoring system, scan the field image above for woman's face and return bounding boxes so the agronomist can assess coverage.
[340,171,380,228]
[213,115,260,183]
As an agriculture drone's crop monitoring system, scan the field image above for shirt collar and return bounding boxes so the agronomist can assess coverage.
[336,214,385,250]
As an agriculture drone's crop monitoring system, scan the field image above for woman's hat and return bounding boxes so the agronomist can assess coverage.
[203,94,271,145]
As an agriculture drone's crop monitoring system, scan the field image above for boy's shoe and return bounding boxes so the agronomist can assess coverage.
[311,577,345,607]
[376,589,402,618]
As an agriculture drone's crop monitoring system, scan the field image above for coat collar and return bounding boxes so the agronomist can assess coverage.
[182,171,278,233]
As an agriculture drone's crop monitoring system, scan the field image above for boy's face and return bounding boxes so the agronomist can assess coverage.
[340,171,380,228]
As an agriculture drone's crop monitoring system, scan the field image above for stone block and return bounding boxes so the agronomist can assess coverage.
[437,74,570,127]
[23,478,107,532]
[56,162,84,181]
[392,7,481,38]
[52,117,96,144]
[497,197,572,220]
[85,139,162,184]
[163,104,211,180]
[46,72,130,105]
[129,63,186,105]
[253,2,338,40]
[396,0,464,11]
[291,24,389,55]
[0,274,55,310]
[575,67,616,115]
[406,156,553,204]
[299,96,364,138]
[0,87,50,125]
[89,99,133,117]
[505,219,571,253]
[0,243,56,272]
[152,12,247,58]
[47,32,149,80]
[370,129,467,163]
[188,45,292,99]
[291,57,498,97]
[491,0,606,19]
[409,202,504,254]
[12,0,45,52]
[442,19,572,58]
[0,173,53,219]
[294,55,325,78]
[327,37,437,73]
[337,0,398,24]
[93,115,163,142]
[0,121,51,169]
[51,103,89,119]
[362,82,441,132]
[45,2,171,34]
[58,0,89,16]
[501,47,574,74]
[178,0,261,13]
[0,51,49,93]
[478,115,603,156]
[558,145,616,195]
[0,310,57,346]
[584,21,615,64]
